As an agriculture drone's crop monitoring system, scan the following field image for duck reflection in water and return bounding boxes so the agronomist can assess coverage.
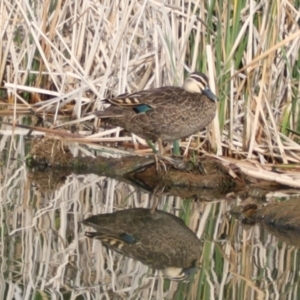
[82,208,202,281]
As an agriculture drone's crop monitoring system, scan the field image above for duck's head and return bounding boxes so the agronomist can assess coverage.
[183,72,218,102]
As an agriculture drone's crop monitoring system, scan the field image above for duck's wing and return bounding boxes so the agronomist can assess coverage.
[106,86,184,112]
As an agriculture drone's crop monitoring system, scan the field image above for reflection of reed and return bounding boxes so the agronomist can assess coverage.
[82,208,202,280]
[3,137,300,299]
[241,197,300,248]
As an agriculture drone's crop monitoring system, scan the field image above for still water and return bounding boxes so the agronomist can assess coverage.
[1,135,300,300]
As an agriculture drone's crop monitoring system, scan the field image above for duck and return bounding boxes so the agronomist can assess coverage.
[92,72,218,154]
[82,208,202,281]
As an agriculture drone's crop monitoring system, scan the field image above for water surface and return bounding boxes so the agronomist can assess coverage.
[1,134,299,300]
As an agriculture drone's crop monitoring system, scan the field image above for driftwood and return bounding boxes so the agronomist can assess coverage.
[27,137,244,197]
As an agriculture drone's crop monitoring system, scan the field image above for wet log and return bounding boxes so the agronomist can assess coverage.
[27,137,243,197]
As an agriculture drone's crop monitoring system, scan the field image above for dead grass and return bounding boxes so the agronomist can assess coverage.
[0,0,300,186]
[2,2,300,298]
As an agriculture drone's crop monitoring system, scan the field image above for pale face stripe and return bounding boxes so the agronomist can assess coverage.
[189,73,209,91]
[190,73,209,87]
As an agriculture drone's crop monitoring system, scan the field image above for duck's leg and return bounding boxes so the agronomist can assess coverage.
[145,139,167,171]
[146,140,157,153]
[172,140,180,156]
[146,138,165,156]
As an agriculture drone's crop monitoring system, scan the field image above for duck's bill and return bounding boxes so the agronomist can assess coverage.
[203,88,218,101]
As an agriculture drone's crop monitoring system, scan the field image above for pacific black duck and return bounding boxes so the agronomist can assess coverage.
[82,208,202,280]
[92,72,218,154]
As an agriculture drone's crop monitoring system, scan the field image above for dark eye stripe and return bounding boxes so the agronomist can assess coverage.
[193,80,205,91]
[190,72,209,87]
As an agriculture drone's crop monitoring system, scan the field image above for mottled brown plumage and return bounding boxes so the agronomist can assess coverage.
[82,208,202,280]
[93,72,218,149]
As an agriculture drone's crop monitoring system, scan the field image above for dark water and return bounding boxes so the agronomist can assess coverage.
[1,136,300,300]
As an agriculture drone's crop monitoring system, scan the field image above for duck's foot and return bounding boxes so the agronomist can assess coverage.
[157,155,194,171]
[153,153,168,172]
